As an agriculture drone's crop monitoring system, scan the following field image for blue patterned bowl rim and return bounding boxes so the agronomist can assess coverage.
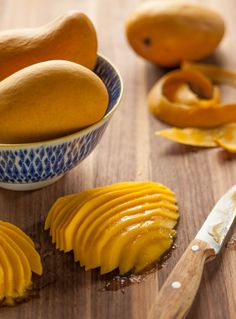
[0,53,123,149]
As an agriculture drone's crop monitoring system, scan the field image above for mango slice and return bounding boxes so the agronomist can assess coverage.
[119,226,174,274]
[0,221,35,247]
[0,234,25,295]
[156,123,236,151]
[0,265,4,299]
[45,182,179,274]
[1,232,31,287]
[0,245,14,298]
[0,221,42,305]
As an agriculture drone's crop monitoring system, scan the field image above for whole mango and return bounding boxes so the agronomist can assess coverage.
[0,11,97,81]
[0,60,108,144]
[125,1,225,67]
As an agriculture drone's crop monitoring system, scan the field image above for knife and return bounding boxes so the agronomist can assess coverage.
[148,185,236,319]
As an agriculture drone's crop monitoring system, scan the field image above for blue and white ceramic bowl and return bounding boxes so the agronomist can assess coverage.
[0,54,123,191]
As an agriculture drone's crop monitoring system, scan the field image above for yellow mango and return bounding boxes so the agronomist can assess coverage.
[84,207,177,270]
[1,231,31,287]
[0,233,25,295]
[56,191,94,250]
[100,221,173,274]
[46,183,143,249]
[0,245,14,297]
[0,265,4,299]
[45,193,78,230]
[0,221,34,247]
[50,195,83,244]
[126,1,224,67]
[81,195,178,267]
[0,11,97,81]
[99,221,152,274]
[73,184,166,261]
[0,60,108,144]
[63,183,148,253]
[119,229,174,274]
[134,236,174,273]
[0,221,42,304]
[0,225,42,275]
[46,182,179,274]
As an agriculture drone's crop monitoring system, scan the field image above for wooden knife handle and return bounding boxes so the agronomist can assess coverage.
[147,239,216,319]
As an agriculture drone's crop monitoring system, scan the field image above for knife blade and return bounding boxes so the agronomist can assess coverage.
[148,185,236,319]
[196,184,236,253]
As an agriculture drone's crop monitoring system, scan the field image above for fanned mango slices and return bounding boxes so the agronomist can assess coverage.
[45,182,179,275]
[0,221,42,305]
[156,123,236,152]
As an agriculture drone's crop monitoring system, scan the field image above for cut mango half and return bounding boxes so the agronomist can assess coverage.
[0,221,42,305]
[45,182,179,275]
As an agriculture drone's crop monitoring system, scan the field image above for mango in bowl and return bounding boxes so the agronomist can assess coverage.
[0,55,123,191]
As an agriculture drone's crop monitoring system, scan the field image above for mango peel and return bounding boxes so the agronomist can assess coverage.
[0,221,42,305]
[150,62,236,152]
[156,124,236,153]
[148,66,236,128]
[45,182,179,275]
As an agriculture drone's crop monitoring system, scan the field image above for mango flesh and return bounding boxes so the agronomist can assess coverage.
[0,60,109,144]
[119,228,174,274]
[0,234,25,295]
[126,1,225,67]
[0,11,97,81]
[0,221,42,305]
[45,182,179,275]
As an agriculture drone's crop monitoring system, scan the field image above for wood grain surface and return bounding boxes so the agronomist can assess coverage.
[0,0,235,318]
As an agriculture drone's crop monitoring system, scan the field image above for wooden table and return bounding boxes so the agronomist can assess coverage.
[0,0,235,318]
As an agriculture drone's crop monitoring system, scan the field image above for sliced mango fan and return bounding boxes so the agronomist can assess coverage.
[45,182,179,275]
[0,221,42,305]
[150,62,236,152]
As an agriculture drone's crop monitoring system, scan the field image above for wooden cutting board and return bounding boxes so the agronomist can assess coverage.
[0,0,235,318]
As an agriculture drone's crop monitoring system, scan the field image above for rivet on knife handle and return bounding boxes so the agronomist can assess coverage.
[147,239,215,319]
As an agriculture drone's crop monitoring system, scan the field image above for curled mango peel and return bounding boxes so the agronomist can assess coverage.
[156,123,236,152]
[45,182,179,275]
[148,63,236,128]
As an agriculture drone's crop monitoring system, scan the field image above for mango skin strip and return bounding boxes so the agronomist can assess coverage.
[215,140,236,153]
[182,61,236,87]
[156,123,236,151]
[148,65,236,128]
